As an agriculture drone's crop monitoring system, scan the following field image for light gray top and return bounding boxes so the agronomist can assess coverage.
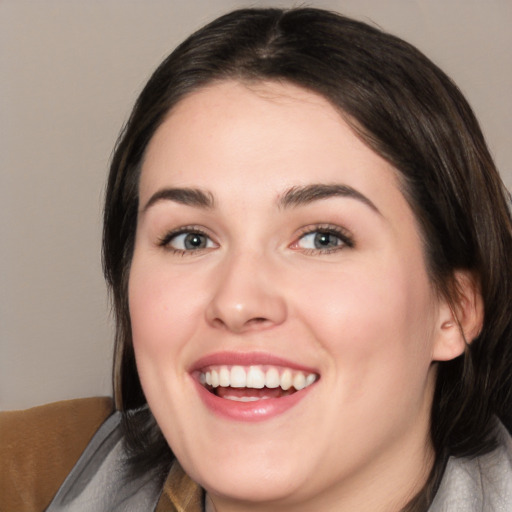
[45,413,163,512]
[429,422,512,511]
[46,413,512,511]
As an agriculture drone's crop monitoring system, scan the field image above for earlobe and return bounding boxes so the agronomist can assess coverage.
[432,271,484,362]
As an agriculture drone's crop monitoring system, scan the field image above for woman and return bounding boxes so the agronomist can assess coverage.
[3,7,512,512]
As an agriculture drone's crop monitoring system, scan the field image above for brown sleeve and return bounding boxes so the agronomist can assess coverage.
[0,396,114,512]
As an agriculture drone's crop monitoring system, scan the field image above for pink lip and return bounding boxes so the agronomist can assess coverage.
[189,351,318,373]
[192,379,316,422]
[189,351,319,422]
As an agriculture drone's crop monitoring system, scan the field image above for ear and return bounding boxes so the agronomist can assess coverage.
[432,271,484,362]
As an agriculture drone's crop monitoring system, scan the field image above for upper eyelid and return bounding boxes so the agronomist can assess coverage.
[158,225,215,247]
[295,223,353,239]
[292,224,355,249]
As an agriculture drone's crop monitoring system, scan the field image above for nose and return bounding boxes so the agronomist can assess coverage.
[205,251,287,334]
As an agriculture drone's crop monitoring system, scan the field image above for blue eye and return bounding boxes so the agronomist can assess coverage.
[161,229,216,252]
[295,227,353,253]
[298,232,343,249]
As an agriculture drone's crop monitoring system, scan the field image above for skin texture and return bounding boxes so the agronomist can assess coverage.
[129,81,470,512]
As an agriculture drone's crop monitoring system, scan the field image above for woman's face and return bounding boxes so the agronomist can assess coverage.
[129,81,452,510]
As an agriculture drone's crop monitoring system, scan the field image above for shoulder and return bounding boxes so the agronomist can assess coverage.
[429,421,512,511]
[0,396,114,512]
[45,407,167,512]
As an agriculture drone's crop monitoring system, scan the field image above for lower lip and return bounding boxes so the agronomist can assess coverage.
[193,379,315,422]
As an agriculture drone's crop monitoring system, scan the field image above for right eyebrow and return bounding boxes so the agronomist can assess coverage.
[141,187,215,213]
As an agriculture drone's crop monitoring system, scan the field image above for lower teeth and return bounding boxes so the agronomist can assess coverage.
[224,396,270,402]
[205,382,301,402]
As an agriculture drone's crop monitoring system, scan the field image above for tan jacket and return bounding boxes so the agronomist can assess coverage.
[0,398,201,512]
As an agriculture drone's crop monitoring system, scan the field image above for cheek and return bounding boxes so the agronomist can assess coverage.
[127,258,214,431]
[294,259,437,383]
[128,259,207,363]
[294,263,438,454]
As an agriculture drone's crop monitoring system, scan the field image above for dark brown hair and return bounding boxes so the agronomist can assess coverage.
[103,8,512,509]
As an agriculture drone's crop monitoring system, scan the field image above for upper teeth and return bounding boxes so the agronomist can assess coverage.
[199,365,317,391]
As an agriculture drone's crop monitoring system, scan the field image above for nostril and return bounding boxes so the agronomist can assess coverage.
[209,315,272,333]
[211,318,227,329]
[245,317,271,328]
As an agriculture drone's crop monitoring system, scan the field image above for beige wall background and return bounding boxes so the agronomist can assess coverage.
[1,0,510,411]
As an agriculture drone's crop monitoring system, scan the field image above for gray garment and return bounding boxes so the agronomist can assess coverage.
[45,412,163,512]
[429,422,512,512]
[46,413,512,511]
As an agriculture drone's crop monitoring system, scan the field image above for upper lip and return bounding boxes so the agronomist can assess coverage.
[189,351,319,374]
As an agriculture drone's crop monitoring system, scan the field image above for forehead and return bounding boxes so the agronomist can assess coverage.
[140,80,402,207]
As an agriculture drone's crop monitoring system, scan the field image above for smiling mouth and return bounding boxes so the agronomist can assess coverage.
[198,365,318,401]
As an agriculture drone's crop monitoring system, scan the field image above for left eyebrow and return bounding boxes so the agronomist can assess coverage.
[278,183,381,215]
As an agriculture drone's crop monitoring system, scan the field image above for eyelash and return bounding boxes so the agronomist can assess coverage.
[292,224,354,254]
[158,225,215,256]
[157,223,354,256]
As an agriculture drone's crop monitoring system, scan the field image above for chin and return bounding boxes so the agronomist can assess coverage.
[194,460,307,505]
